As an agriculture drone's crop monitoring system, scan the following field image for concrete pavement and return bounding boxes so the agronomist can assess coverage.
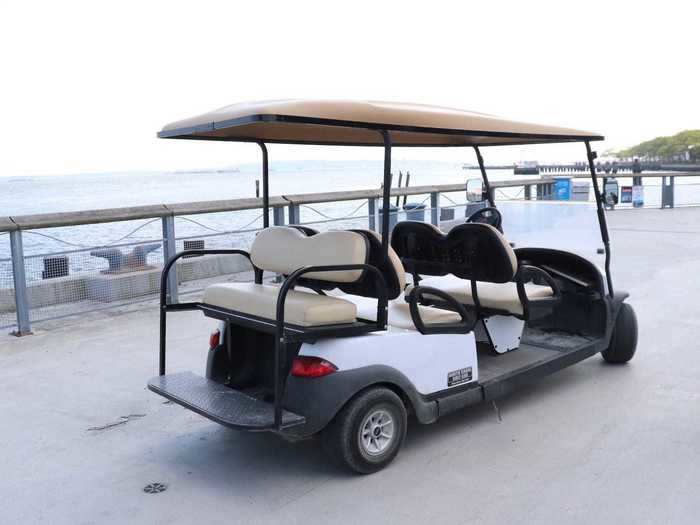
[2,207,700,525]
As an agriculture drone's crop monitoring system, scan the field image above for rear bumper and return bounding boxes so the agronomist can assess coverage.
[148,371,305,431]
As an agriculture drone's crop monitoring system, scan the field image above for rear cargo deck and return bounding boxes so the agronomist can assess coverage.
[148,372,305,430]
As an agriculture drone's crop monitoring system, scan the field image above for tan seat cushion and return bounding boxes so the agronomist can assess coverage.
[342,294,462,332]
[405,274,553,316]
[203,283,357,326]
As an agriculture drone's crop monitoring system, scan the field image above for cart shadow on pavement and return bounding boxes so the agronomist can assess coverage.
[150,425,339,484]
[404,363,598,451]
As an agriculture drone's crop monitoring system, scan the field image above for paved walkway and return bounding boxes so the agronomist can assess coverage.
[2,208,700,524]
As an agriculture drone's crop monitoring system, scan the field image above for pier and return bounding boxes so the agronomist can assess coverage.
[2,205,699,524]
[466,162,700,174]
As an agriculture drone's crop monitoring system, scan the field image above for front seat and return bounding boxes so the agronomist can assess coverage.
[393,221,560,320]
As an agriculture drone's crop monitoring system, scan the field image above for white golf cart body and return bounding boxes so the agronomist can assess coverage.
[148,100,635,472]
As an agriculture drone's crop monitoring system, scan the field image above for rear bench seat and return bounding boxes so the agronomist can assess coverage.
[202,227,369,327]
[204,283,358,326]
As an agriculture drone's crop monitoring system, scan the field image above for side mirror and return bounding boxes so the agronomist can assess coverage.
[466,179,486,203]
[604,177,619,205]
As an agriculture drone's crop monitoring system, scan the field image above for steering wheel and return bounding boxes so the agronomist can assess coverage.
[466,206,502,232]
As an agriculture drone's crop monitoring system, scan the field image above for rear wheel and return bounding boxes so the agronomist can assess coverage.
[602,303,638,364]
[321,387,407,474]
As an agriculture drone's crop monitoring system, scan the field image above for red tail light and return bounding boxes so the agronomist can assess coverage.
[291,356,338,378]
[209,329,220,349]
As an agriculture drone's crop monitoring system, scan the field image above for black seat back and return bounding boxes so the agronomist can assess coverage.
[391,221,517,283]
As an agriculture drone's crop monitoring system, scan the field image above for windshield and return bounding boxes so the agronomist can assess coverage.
[497,200,605,264]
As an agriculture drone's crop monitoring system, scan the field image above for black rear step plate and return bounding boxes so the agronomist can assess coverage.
[148,371,305,430]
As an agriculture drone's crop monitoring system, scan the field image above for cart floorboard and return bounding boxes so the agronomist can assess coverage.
[476,336,604,401]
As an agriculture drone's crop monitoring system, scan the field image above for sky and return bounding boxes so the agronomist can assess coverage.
[1,0,698,177]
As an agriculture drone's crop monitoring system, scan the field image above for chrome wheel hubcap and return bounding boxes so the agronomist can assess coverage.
[359,409,395,456]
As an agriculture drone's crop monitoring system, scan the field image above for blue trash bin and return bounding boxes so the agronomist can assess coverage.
[378,205,399,235]
[403,202,426,222]
[553,177,571,200]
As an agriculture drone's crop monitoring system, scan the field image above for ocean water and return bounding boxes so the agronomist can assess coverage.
[2,160,491,216]
[0,161,483,276]
[0,160,687,282]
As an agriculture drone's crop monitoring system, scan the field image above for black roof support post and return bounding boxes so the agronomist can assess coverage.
[380,131,392,256]
[585,141,614,296]
[258,141,270,228]
[474,146,496,207]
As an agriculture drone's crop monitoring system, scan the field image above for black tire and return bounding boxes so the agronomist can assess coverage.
[321,387,407,474]
[602,303,638,364]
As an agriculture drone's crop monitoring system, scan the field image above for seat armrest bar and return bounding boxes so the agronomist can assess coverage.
[406,286,475,335]
[517,264,561,297]
[159,249,253,376]
[164,302,201,312]
[515,264,561,320]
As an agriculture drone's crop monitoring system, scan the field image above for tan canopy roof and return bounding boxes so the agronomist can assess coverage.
[159,99,603,147]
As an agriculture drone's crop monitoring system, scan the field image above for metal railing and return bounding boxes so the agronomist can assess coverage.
[2,172,699,335]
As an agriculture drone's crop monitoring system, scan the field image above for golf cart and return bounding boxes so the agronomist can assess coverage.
[149,100,637,474]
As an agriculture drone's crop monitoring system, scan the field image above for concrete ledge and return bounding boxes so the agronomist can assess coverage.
[0,253,254,312]
[84,269,161,302]
[1,274,87,313]
[176,253,251,282]
[85,253,253,302]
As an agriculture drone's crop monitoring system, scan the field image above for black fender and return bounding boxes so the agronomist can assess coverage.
[605,290,630,343]
[281,365,438,439]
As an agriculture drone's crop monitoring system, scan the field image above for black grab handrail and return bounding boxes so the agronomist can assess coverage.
[271,263,389,428]
[159,249,255,375]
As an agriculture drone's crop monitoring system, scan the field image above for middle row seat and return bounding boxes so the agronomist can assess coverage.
[341,293,462,332]
[392,221,556,319]
[404,275,553,316]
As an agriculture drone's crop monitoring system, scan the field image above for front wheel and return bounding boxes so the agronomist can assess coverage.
[602,303,638,364]
[321,387,407,474]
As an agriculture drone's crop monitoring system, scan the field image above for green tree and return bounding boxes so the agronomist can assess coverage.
[618,130,700,161]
